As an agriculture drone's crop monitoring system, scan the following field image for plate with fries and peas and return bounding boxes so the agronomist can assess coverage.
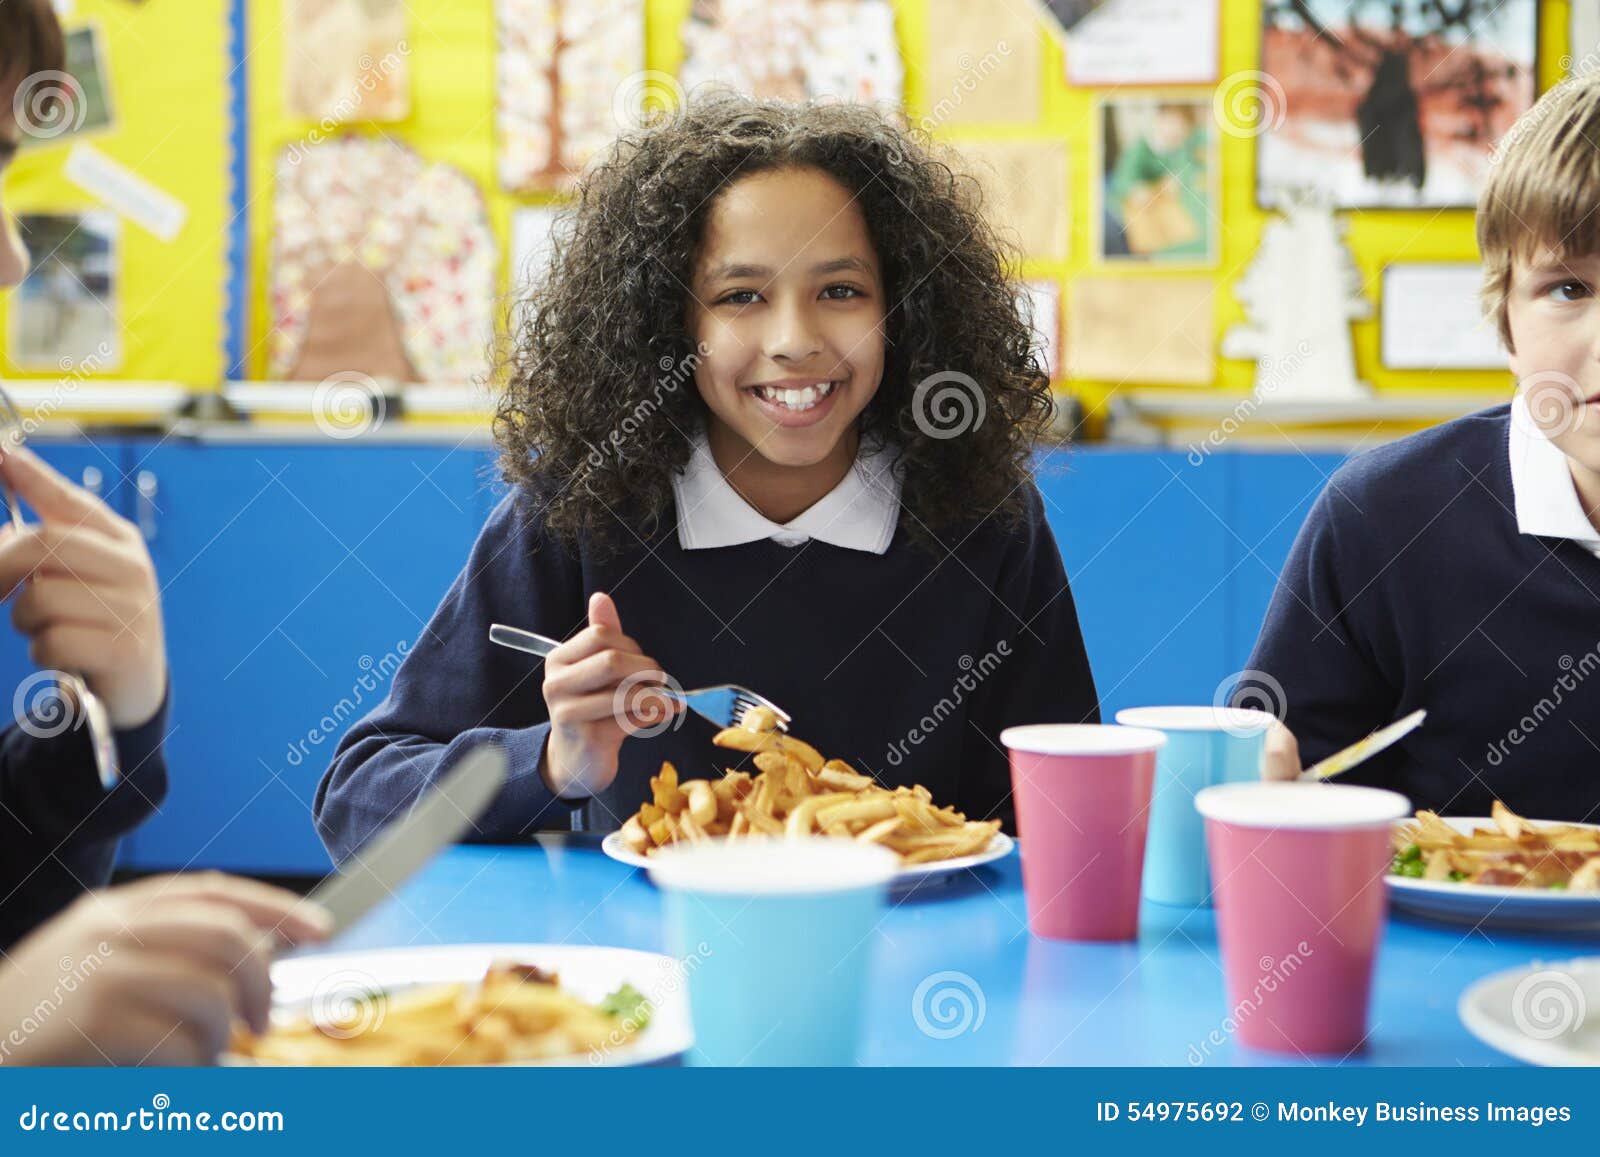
[603,705,1015,891]
[1387,800,1600,929]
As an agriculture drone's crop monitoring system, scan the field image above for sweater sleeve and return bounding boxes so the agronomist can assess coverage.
[956,484,1101,833]
[313,490,586,866]
[1240,479,1403,773]
[0,687,171,951]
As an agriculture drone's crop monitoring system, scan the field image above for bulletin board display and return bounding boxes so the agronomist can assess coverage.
[0,0,230,387]
[242,0,1570,416]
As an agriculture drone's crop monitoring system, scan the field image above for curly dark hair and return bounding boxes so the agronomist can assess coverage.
[494,90,1055,555]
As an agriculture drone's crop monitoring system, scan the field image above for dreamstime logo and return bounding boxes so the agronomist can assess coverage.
[909,40,1012,147]
[1485,643,1600,768]
[1187,942,1313,1064]
[283,42,411,166]
[585,343,710,470]
[1212,70,1287,140]
[12,70,87,140]
[886,642,1011,767]
[612,670,687,739]
[1213,669,1287,737]
[1515,371,1586,438]
[912,971,986,1039]
[284,641,410,768]
[613,70,684,131]
[588,940,711,1065]
[1186,340,1313,464]
[13,671,83,740]
[912,370,985,440]
[0,941,112,1064]
[1511,969,1586,1042]
[308,970,388,1040]
[312,372,385,439]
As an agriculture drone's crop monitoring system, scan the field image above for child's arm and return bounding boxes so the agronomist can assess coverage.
[956,484,1100,833]
[312,491,588,865]
[1242,482,1402,775]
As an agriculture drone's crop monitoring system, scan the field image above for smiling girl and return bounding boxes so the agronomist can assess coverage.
[314,93,1099,859]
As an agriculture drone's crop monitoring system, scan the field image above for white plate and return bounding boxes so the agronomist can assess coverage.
[1460,957,1600,1066]
[1387,817,1600,930]
[225,943,693,1067]
[602,830,1015,892]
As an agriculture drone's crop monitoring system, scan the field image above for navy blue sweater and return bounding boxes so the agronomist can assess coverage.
[0,696,170,950]
[1244,404,1600,820]
[314,480,1099,863]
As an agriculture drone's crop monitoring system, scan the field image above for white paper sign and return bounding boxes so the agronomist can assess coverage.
[1380,264,1506,372]
[63,143,188,243]
[1063,0,1220,86]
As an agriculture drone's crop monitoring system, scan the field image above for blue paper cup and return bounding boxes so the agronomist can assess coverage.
[648,838,900,1066]
[1113,706,1275,907]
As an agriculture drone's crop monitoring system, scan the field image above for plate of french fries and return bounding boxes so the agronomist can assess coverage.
[604,707,1013,888]
[224,944,693,1067]
[1387,801,1600,929]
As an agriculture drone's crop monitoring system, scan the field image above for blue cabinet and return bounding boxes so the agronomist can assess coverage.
[1036,448,1231,720]
[1223,451,1349,673]
[0,435,1344,876]
[128,440,486,873]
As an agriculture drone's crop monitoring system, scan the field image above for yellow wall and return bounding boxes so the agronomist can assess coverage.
[4,1,1575,416]
[0,0,229,385]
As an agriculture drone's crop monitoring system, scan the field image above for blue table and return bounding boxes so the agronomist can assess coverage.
[334,837,1600,1066]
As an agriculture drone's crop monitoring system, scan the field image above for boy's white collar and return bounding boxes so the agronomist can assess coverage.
[671,428,903,553]
[1508,392,1600,550]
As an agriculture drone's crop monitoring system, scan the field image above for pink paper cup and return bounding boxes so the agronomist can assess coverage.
[1000,724,1167,941]
[1195,781,1410,1056]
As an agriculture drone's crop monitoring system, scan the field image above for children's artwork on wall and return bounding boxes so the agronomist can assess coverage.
[7,212,120,371]
[285,0,410,123]
[1097,97,1216,267]
[1221,197,1371,399]
[1380,264,1504,371]
[678,0,903,107]
[1019,280,1061,380]
[1058,0,1221,86]
[922,0,1040,126]
[956,139,1070,263]
[497,0,646,192]
[270,136,495,385]
[1258,0,1537,209]
[1067,276,1214,386]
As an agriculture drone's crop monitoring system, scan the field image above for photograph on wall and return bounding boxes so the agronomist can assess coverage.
[1258,0,1537,208]
[6,212,120,371]
[1097,97,1217,266]
[19,24,115,145]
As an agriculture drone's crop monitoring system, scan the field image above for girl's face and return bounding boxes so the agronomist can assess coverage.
[686,166,886,469]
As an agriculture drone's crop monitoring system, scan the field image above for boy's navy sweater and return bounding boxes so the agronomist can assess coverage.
[0,699,170,950]
[1245,404,1600,820]
[314,480,1099,863]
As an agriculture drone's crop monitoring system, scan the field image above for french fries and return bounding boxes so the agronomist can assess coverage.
[230,963,649,1066]
[620,710,1002,866]
[1391,800,1600,890]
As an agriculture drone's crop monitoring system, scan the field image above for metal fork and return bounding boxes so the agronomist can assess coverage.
[488,622,791,732]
